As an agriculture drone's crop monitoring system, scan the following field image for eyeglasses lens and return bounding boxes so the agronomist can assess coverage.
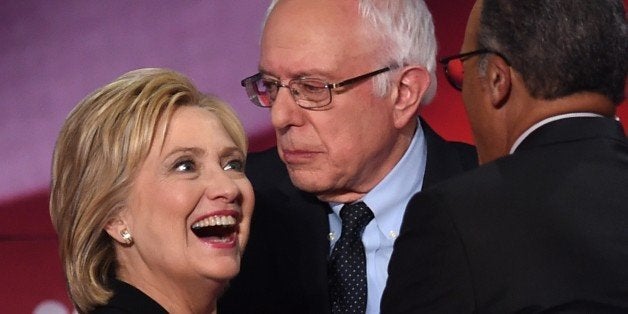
[446,59,464,90]
[246,78,273,107]
[294,79,329,104]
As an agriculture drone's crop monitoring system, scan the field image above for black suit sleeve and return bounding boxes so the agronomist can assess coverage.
[381,190,476,314]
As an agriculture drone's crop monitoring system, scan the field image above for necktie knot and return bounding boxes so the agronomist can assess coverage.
[339,201,374,236]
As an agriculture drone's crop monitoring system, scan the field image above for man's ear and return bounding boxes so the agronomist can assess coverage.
[104,210,133,246]
[485,55,511,108]
[392,66,430,128]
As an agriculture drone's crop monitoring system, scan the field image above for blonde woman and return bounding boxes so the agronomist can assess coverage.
[50,68,254,313]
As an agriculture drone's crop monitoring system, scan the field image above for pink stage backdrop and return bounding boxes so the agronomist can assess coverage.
[1,1,626,313]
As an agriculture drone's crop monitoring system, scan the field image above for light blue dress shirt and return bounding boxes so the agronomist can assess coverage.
[328,119,427,314]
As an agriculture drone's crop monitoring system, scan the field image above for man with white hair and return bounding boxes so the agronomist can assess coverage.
[219,1,477,313]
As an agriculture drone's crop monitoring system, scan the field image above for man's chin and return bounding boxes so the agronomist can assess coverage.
[287,169,328,193]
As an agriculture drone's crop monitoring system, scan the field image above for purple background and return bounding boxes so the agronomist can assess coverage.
[3,1,625,204]
[1,1,272,203]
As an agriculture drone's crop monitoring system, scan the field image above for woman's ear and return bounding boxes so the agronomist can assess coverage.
[104,213,133,246]
[392,66,430,128]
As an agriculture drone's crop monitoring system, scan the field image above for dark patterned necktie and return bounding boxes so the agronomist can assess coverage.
[328,201,374,314]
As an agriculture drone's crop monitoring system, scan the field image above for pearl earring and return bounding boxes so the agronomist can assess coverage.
[120,229,133,245]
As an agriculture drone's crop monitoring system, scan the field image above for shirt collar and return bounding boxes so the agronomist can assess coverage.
[330,118,427,240]
[509,112,604,154]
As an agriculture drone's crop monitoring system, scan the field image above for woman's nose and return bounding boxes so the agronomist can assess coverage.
[203,170,240,202]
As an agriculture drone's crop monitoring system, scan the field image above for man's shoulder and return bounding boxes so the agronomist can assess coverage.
[443,140,477,170]
[420,119,478,186]
[422,120,476,164]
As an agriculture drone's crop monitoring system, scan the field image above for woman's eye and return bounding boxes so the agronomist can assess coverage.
[223,159,244,172]
[174,159,196,172]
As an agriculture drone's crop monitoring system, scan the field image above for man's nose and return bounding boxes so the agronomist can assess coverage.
[270,85,304,130]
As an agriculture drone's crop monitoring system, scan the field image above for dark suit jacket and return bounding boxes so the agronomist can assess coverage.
[218,120,477,314]
[91,279,167,314]
[381,117,628,313]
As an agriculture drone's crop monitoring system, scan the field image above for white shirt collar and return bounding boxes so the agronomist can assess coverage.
[509,112,604,154]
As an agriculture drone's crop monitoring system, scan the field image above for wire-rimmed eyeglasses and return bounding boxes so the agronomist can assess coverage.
[240,67,392,110]
[439,49,510,91]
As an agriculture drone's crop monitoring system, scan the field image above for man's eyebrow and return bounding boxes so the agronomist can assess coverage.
[259,67,333,80]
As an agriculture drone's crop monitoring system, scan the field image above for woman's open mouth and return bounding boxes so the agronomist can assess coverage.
[191,213,239,248]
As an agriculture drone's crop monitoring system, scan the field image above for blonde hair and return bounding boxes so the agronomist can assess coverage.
[49,68,247,313]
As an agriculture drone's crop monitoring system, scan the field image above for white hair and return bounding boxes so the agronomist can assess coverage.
[264,0,438,104]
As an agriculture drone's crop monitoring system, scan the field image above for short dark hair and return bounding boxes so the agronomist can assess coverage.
[478,0,627,104]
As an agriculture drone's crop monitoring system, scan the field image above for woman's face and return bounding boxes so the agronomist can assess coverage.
[117,106,253,287]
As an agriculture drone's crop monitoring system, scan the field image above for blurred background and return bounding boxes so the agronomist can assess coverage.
[1,1,625,313]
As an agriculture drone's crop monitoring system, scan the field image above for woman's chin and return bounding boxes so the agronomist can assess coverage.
[197,257,241,283]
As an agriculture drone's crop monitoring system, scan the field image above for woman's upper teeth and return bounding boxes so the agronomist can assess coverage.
[192,215,236,229]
